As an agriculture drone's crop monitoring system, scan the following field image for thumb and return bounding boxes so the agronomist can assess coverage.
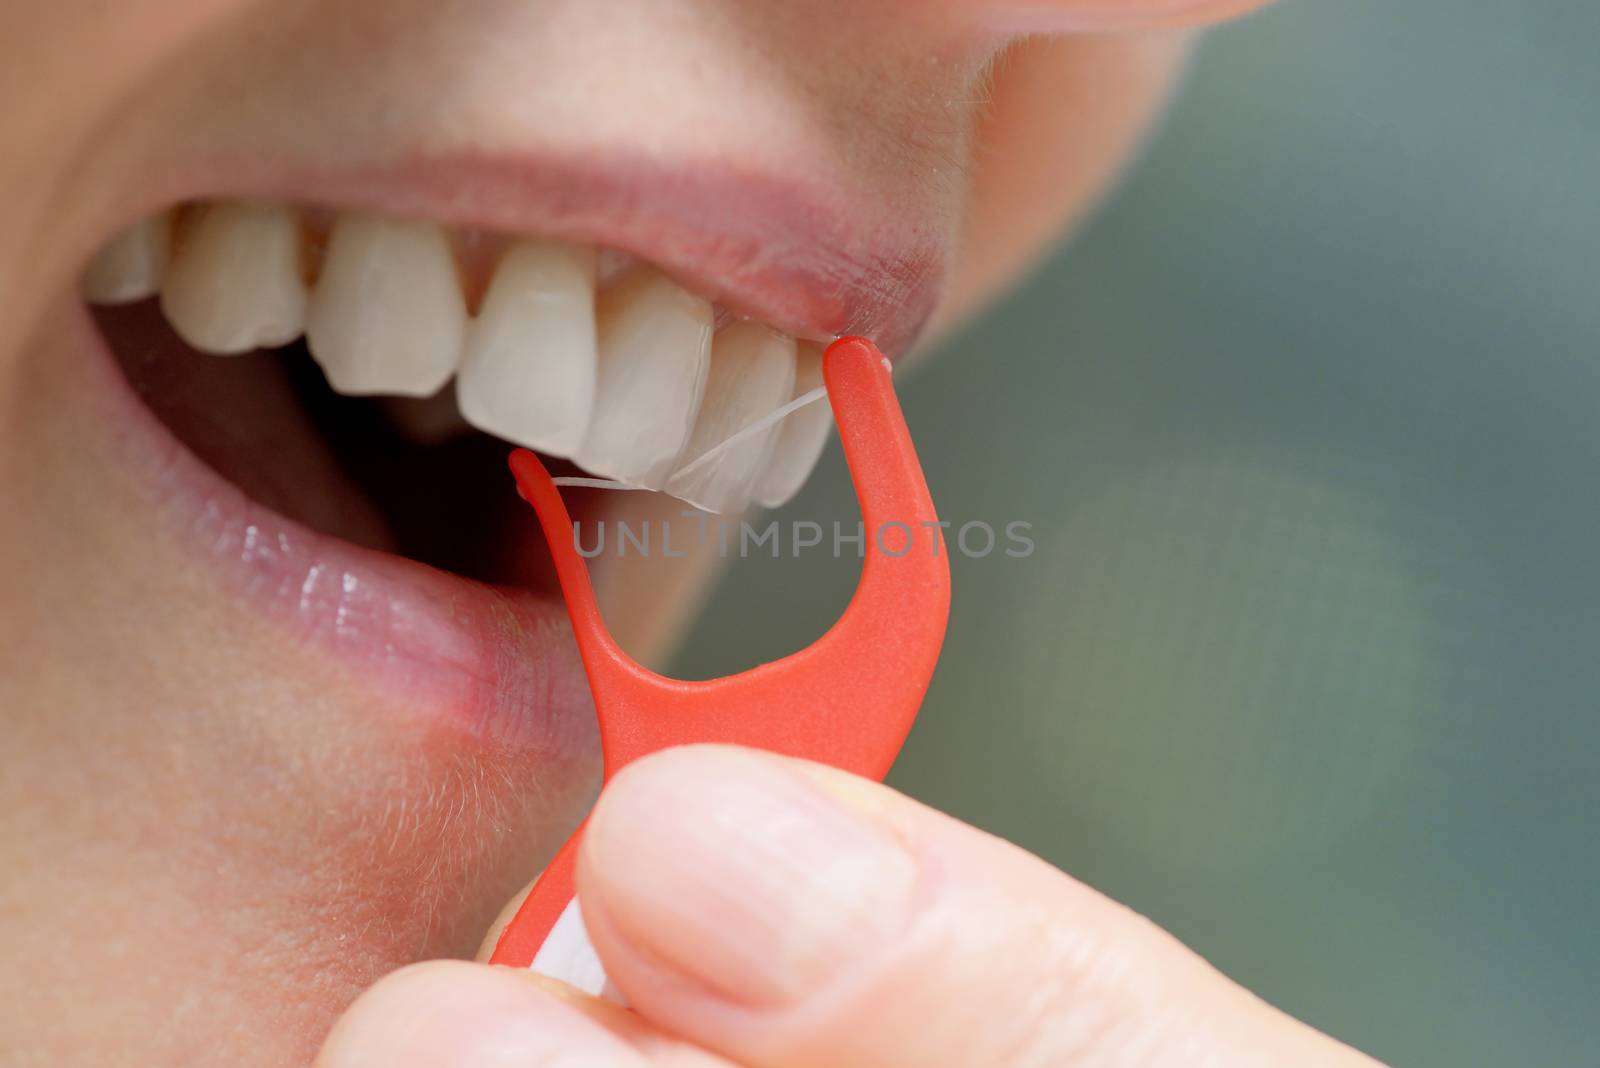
[316,961,738,1067]
[574,744,1380,1067]
[315,962,617,1066]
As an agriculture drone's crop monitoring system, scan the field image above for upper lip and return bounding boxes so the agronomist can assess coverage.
[139,147,947,356]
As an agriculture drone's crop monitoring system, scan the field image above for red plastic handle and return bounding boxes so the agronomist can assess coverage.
[490,336,949,970]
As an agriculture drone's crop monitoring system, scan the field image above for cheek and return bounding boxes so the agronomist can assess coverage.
[936,30,1194,332]
[3,0,264,138]
[0,0,283,353]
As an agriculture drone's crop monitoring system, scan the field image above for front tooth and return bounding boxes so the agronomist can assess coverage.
[457,240,597,456]
[665,322,797,513]
[159,202,307,354]
[83,212,172,305]
[305,214,466,396]
[576,267,713,487]
[753,341,833,508]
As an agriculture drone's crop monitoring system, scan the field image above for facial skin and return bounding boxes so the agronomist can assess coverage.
[0,1,1347,1065]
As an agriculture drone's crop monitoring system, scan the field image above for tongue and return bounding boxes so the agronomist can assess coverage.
[97,300,397,554]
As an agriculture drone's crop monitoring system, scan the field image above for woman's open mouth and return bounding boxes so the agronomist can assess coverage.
[89,201,841,567]
[71,181,942,747]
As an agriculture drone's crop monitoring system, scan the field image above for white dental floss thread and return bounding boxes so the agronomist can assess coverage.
[551,384,830,493]
[546,476,654,491]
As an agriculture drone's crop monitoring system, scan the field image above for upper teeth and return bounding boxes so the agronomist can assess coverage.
[306,213,468,398]
[666,320,796,513]
[458,240,597,458]
[161,202,307,355]
[82,201,837,513]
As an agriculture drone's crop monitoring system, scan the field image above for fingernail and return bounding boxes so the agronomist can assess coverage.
[580,747,917,1005]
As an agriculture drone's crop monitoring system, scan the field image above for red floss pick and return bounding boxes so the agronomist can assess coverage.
[489,336,950,990]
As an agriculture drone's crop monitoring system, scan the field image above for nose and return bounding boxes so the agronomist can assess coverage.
[962,0,1277,33]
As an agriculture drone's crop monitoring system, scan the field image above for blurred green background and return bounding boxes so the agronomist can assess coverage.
[675,2,1600,1064]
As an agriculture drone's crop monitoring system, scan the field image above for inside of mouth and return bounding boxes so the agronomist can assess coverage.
[96,298,557,586]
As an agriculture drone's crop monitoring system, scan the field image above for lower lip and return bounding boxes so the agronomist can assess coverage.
[71,302,595,753]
